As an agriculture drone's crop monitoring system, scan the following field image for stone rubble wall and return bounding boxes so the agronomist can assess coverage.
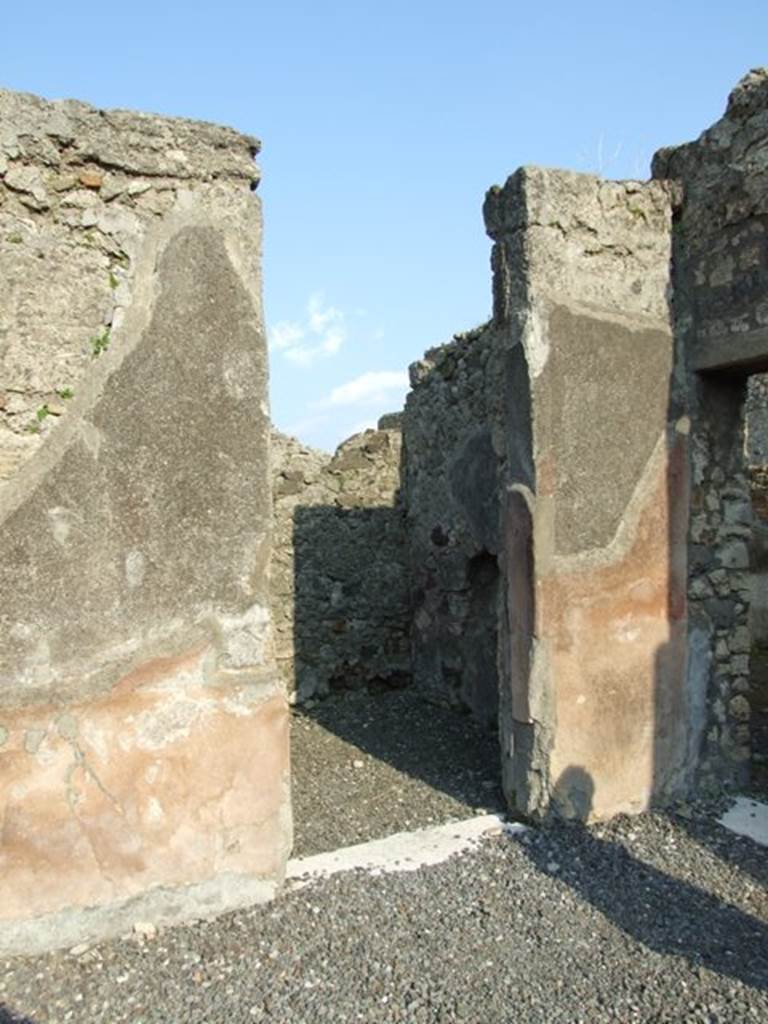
[652,70,768,361]
[270,424,410,701]
[747,376,768,649]
[683,414,754,775]
[403,324,503,730]
[751,463,768,650]
[0,90,289,955]
[746,375,768,469]
[0,89,261,489]
[652,68,768,786]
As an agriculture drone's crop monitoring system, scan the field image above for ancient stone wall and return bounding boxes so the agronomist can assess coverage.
[404,168,689,820]
[0,89,262,487]
[3,74,767,946]
[403,73,768,817]
[483,168,689,820]
[747,375,768,649]
[270,424,410,701]
[751,467,768,651]
[0,91,290,954]
[403,324,503,730]
[652,68,768,786]
[746,375,768,468]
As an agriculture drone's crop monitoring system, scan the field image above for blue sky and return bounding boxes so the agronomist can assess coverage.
[4,2,767,450]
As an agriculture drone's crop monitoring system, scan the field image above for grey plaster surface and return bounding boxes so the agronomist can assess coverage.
[547,306,673,556]
[0,222,271,707]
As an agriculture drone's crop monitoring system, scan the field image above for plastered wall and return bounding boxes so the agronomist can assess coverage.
[2,72,767,959]
[0,90,290,955]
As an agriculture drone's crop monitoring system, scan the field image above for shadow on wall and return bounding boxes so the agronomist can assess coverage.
[0,1007,36,1023]
[291,504,411,700]
[291,497,504,808]
[659,371,768,895]
[522,767,768,992]
[410,542,501,733]
[648,278,754,831]
[667,372,753,799]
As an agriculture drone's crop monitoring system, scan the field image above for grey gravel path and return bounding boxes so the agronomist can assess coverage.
[291,689,504,856]
[2,691,767,1024]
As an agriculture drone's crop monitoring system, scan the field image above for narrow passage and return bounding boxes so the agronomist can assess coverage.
[290,688,504,858]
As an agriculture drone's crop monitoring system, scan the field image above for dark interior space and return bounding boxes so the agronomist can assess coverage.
[291,506,504,857]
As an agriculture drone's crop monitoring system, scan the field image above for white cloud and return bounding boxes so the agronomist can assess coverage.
[269,292,347,367]
[270,321,304,352]
[324,370,409,407]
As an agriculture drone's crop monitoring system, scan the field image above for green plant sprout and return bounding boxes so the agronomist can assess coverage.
[90,327,111,358]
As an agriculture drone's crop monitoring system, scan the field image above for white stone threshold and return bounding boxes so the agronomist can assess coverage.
[718,796,768,847]
[285,814,525,891]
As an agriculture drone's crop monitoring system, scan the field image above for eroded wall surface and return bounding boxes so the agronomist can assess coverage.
[403,325,503,730]
[747,376,768,649]
[270,425,410,701]
[0,89,262,486]
[652,68,768,786]
[0,91,290,954]
[484,168,689,820]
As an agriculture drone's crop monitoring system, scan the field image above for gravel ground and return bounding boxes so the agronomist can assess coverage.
[2,691,767,1024]
[291,689,504,856]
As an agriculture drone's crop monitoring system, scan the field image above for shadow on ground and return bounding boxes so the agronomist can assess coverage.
[518,767,768,993]
[290,687,503,857]
[661,646,768,893]
[0,1007,36,1024]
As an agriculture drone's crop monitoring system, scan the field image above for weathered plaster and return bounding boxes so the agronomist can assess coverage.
[0,650,289,955]
[481,167,686,819]
[0,91,289,954]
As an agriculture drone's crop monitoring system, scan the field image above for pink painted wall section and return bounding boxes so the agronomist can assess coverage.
[488,170,688,820]
[0,646,289,944]
[0,93,287,954]
[543,434,690,819]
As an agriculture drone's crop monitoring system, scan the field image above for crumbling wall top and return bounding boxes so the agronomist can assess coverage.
[0,88,263,488]
[0,88,260,183]
[651,66,768,370]
[653,67,768,179]
[483,167,674,324]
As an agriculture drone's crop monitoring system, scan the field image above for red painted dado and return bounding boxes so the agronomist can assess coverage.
[1,648,289,924]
